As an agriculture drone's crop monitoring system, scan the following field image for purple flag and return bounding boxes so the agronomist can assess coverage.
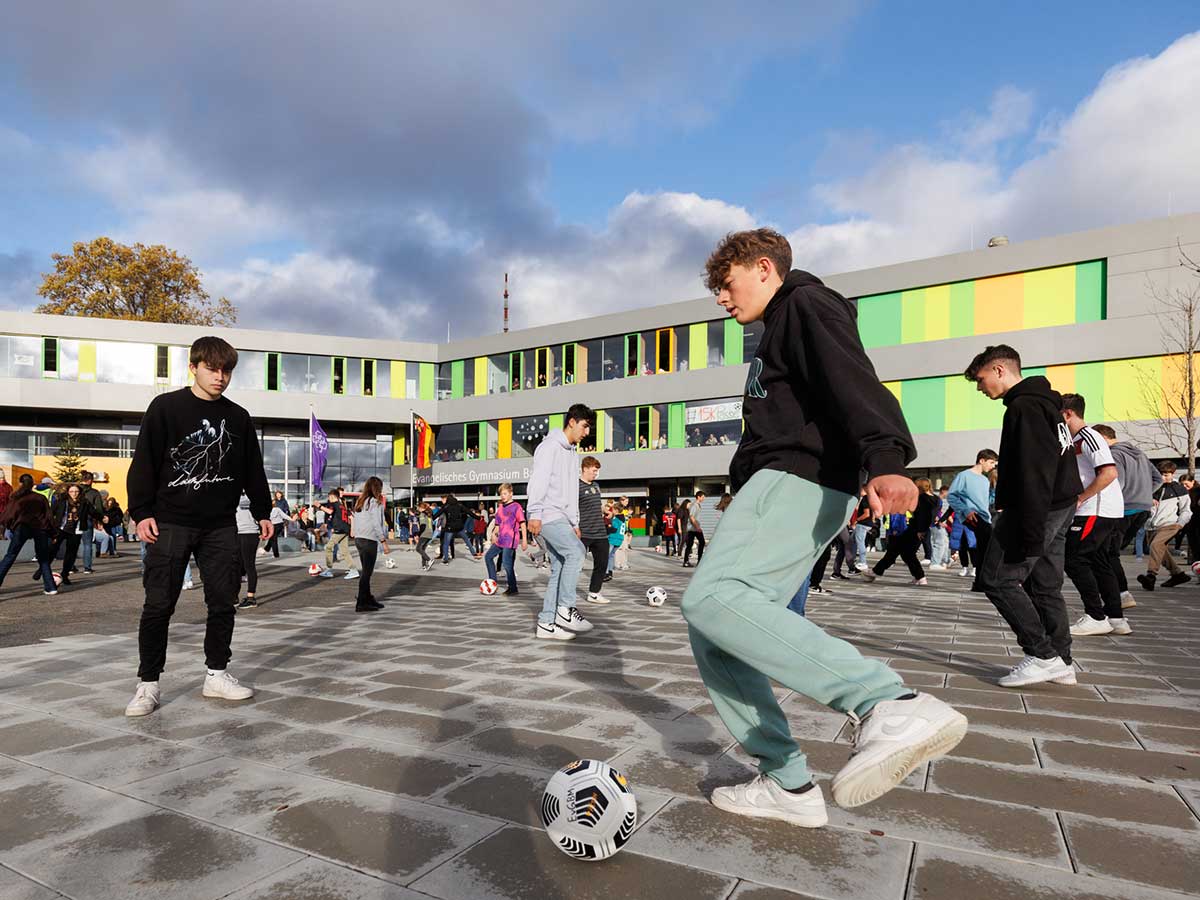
[311,413,329,491]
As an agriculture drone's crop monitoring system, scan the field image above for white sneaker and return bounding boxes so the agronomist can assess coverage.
[585,592,609,605]
[860,569,878,583]
[344,570,360,580]
[125,682,161,717]
[958,566,971,577]
[555,606,593,634]
[928,564,947,571]
[202,670,254,700]
[1120,591,1136,609]
[911,577,928,586]
[997,655,1073,688]
[535,622,575,641]
[1108,617,1133,635]
[257,548,269,556]
[182,580,194,591]
[1051,663,1078,685]
[831,693,968,809]
[710,775,828,828]
[1070,615,1113,636]
[318,569,334,578]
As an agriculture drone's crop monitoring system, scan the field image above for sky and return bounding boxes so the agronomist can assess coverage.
[2,2,1199,341]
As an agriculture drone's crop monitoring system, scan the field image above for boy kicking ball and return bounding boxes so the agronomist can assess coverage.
[682,230,967,825]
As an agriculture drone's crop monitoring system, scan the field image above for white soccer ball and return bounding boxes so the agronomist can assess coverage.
[385,556,396,569]
[1192,560,1200,577]
[479,579,498,595]
[645,585,667,607]
[307,563,322,576]
[541,759,637,862]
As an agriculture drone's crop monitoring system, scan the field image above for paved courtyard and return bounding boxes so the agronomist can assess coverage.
[0,546,1198,899]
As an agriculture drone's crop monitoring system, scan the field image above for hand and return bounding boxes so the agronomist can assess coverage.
[965,511,978,526]
[865,475,918,518]
[381,541,390,554]
[521,540,528,551]
[574,527,581,539]
[259,520,274,541]
[136,517,159,544]
[528,519,542,536]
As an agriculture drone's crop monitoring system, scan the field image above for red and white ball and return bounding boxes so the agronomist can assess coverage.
[308,563,322,576]
[479,579,499,595]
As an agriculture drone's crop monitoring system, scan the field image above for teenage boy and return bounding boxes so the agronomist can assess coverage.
[946,450,997,581]
[78,472,104,574]
[1139,461,1193,590]
[124,337,273,717]
[1060,394,1129,636]
[527,404,594,640]
[683,229,966,826]
[484,482,527,595]
[578,456,611,605]
[319,488,359,579]
[965,345,1084,687]
[682,491,706,567]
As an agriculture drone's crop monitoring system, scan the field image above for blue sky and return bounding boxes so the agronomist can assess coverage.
[1,3,1198,339]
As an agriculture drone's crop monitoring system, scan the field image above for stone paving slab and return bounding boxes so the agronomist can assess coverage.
[0,548,1198,899]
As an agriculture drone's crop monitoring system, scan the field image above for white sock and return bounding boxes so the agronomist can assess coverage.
[207,668,224,677]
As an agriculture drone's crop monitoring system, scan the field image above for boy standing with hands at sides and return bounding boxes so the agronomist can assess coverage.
[125,337,273,717]
[484,482,528,595]
[682,229,967,826]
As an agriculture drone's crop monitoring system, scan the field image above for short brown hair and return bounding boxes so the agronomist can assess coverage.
[1092,424,1117,440]
[704,228,792,293]
[581,456,601,470]
[190,336,238,371]
[1160,460,1178,474]
[914,476,932,492]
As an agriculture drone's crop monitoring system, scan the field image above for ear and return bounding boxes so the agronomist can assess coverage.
[757,256,773,281]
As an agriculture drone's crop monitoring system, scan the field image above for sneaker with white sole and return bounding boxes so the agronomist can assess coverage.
[555,606,593,633]
[344,570,360,580]
[830,693,968,809]
[928,564,947,571]
[911,577,928,586]
[182,580,194,591]
[1070,615,1113,636]
[535,622,575,641]
[1107,617,1133,635]
[585,592,609,605]
[860,569,878,583]
[319,569,334,578]
[1120,591,1136,609]
[125,681,161,717]
[997,655,1073,688]
[1050,663,1078,685]
[710,775,828,828]
[202,670,254,700]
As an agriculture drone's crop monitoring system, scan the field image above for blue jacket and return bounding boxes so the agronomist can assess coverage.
[947,469,992,522]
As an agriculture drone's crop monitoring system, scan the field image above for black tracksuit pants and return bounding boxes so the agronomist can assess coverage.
[873,530,924,579]
[584,537,610,594]
[1065,515,1123,620]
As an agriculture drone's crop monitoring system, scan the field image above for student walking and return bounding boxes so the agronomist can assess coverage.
[947,450,997,583]
[527,404,594,640]
[661,504,678,556]
[683,229,965,827]
[49,485,92,586]
[439,495,475,564]
[1139,461,1193,591]
[1093,425,1160,608]
[928,486,952,569]
[681,491,706,566]
[964,346,1083,687]
[484,483,527,595]
[862,478,936,585]
[415,502,436,571]
[351,477,387,612]
[577,457,611,605]
[1060,393,1129,636]
[235,495,261,609]
[124,336,273,717]
[604,501,625,579]
[0,474,58,595]
[319,488,359,579]
[77,473,104,574]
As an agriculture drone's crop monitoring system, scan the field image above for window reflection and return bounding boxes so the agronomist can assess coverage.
[96,341,155,385]
[511,415,549,458]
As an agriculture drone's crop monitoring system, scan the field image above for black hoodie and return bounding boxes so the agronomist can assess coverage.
[993,375,1083,561]
[729,270,916,495]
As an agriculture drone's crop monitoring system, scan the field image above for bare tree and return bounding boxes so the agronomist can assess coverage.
[1132,242,1200,477]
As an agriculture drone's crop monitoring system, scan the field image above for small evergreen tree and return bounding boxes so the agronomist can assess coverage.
[52,434,88,485]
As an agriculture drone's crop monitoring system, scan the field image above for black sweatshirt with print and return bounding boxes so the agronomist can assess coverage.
[729,270,916,495]
[127,388,271,529]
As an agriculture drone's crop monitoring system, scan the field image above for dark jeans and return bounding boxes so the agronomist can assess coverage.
[1065,515,1123,620]
[1111,511,1150,593]
[266,529,280,558]
[50,531,83,578]
[484,543,517,588]
[967,518,992,569]
[683,531,705,564]
[355,538,378,605]
[441,527,473,561]
[138,523,239,681]
[832,527,855,574]
[663,534,677,556]
[0,524,56,592]
[417,537,433,566]
[810,541,833,588]
[583,537,610,593]
[979,506,1074,663]
[873,529,924,579]
[787,573,812,616]
[236,533,259,594]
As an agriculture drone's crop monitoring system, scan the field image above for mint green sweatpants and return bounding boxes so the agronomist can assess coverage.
[681,469,907,789]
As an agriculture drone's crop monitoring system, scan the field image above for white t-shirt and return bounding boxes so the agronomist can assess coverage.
[1073,426,1124,518]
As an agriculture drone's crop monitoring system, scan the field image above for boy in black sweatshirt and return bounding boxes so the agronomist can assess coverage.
[965,345,1083,688]
[681,229,966,828]
[124,337,273,717]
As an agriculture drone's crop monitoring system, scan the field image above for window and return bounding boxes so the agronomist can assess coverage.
[375,359,390,397]
[437,362,453,399]
[262,438,286,479]
[624,333,644,377]
[563,343,578,384]
[266,353,280,391]
[332,357,346,394]
[280,354,313,392]
[685,397,743,447]
[436,423,465,462]
[607,407,636,453]
[601,335,624,380]
[95,341,155,385]
[405,361,420,397]
[535,347,552,388]
[461,359,474,396]
[511,415,550,458]
[655,329,676,374]
[464,422,483,460]
[237,351,265,389]
[57,340,79,380]
[487,354,509,393]
[155,345,170,381]
[580,339,603,383]
[707,320,726,367]
[743,320,764,360]
[170,347,190,386]
[363,359,376,397]
[637,404,667,449]
[0,336,41,379]
[42,338,58,377]
[346,358,362,396]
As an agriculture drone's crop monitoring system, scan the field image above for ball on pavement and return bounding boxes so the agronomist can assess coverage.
[479,579,498,595]
[541,759,637,861]
[307,563,322,576]
[645,585,667,607]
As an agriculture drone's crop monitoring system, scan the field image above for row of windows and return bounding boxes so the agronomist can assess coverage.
[427,397,743,462]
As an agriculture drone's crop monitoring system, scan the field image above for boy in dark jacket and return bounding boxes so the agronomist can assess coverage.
[681,229,966,829]
[965,345,1083,687]
[124,336,273,717]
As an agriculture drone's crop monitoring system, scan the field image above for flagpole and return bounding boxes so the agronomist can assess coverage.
[409,409,415,507]
[308,405,314,510]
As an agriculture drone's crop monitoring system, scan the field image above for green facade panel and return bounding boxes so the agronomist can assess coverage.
[667,402,685,448]
[857,292,902,348]
[900,290,926,344]
[1075,259,1106,323]
[450,360,465,398]
[419,362,435,400]
[948,282,975,338]
[1073,361,1106,418]
[724,318,744,366]
[901,376,945,434]
[549,413,564,434]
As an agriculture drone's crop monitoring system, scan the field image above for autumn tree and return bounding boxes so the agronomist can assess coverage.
[52,435,89,485]
[35,237,237,326]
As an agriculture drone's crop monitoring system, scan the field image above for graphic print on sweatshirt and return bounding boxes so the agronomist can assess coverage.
[745,357,767,399]
[168,418,236,490]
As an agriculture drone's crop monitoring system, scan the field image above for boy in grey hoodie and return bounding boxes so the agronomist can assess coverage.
[1093,426,1161,607]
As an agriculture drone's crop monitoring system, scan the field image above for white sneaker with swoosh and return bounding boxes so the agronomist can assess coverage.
[710,775,828,828]
[831,693,967,809]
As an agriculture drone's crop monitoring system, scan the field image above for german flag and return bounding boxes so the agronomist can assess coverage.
[414,415,435,469]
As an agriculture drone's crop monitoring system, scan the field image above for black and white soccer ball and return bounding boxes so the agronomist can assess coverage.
[645,585,668,607]
[541,759,637,862]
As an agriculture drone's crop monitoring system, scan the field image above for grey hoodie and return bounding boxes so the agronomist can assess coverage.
[1109,441,1161,513]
